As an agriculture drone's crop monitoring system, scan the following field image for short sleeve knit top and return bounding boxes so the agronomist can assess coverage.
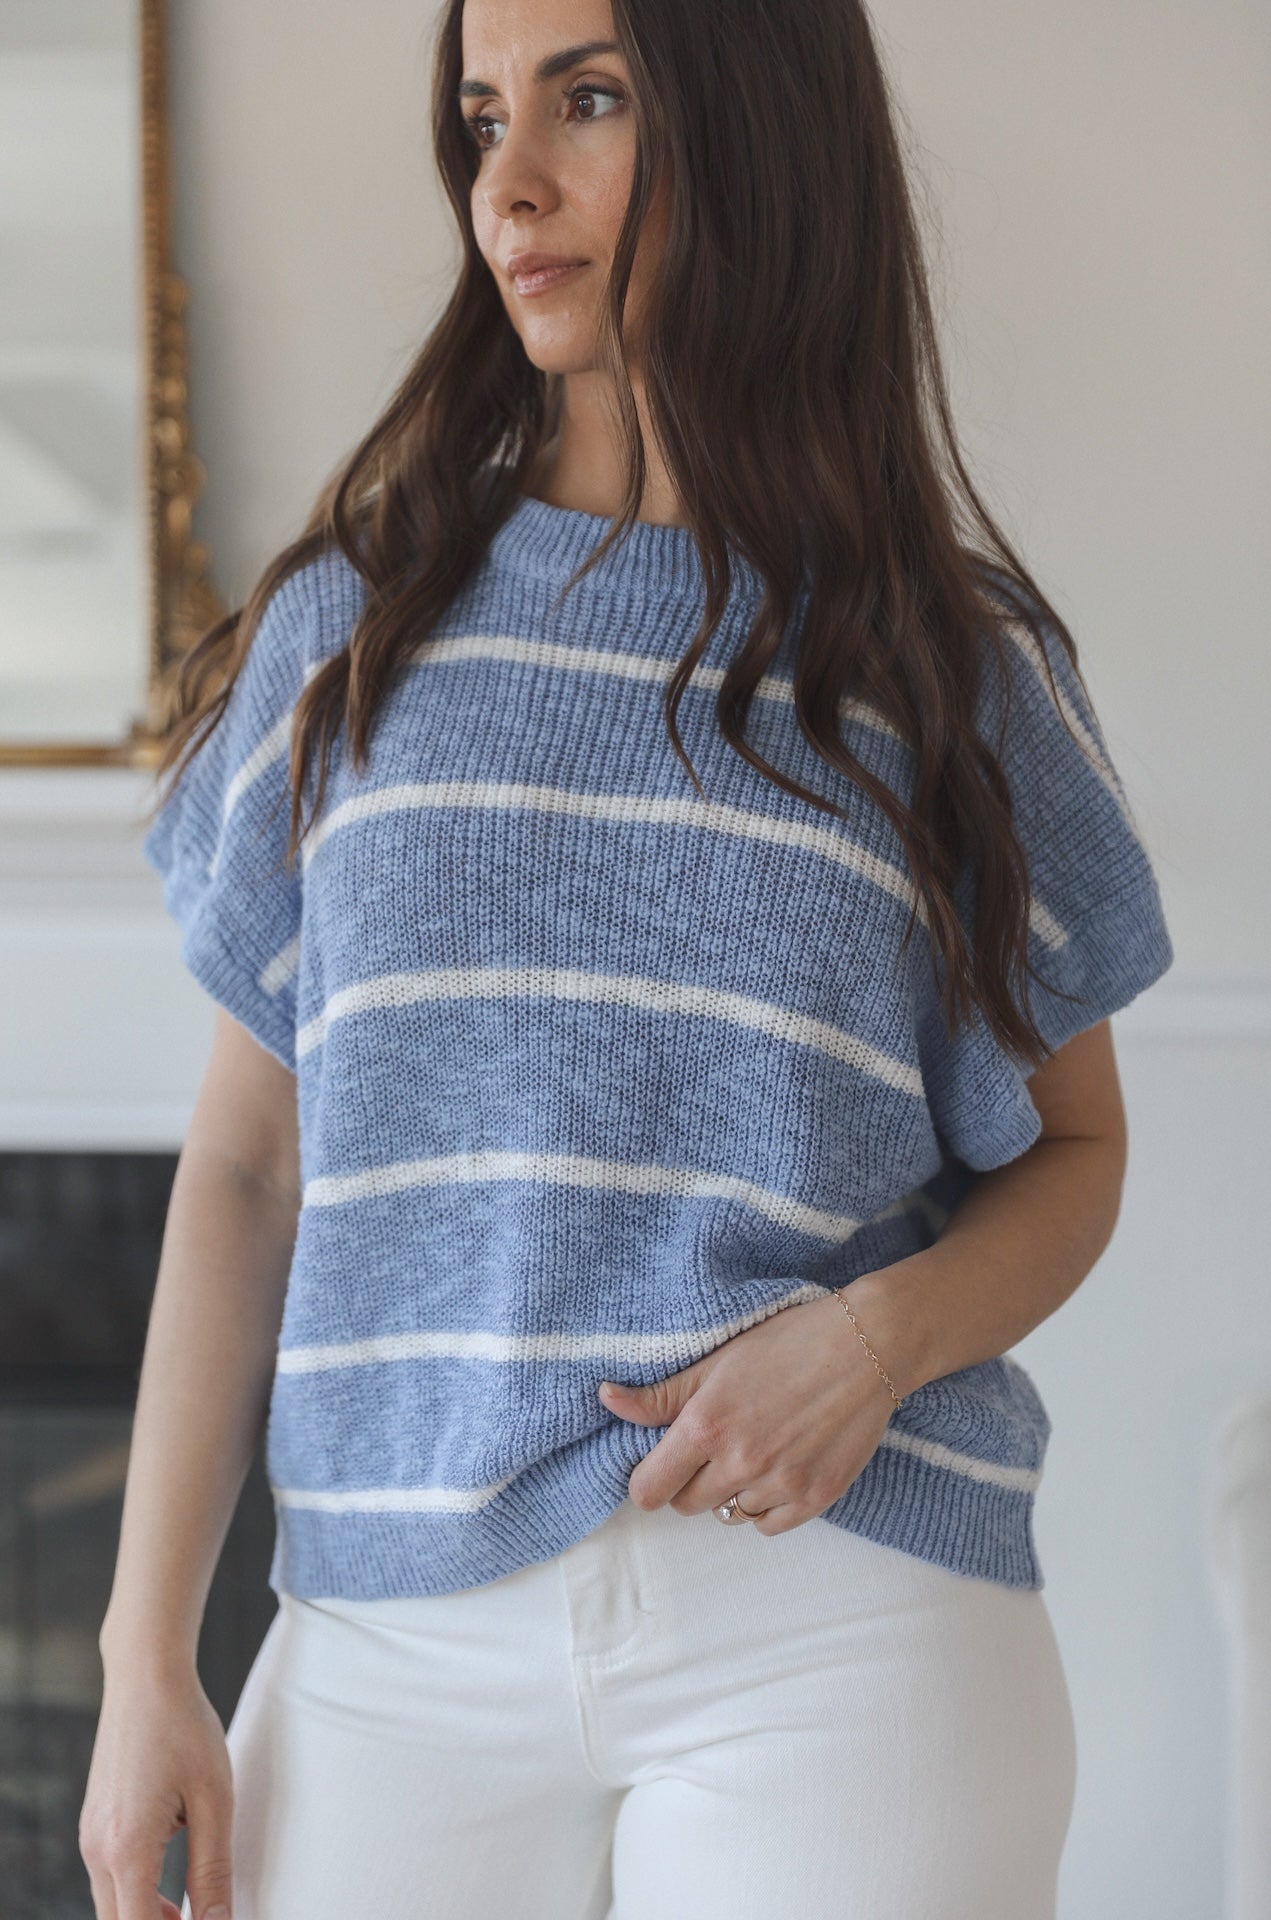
[141,491,1175,1599]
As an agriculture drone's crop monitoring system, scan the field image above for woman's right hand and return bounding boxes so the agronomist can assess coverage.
[79,1656,235,1920]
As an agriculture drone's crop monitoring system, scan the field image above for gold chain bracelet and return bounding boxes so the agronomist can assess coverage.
[832,1285,903,1408]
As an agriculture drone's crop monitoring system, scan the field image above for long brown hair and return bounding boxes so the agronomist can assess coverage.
[149,0,1092,1069]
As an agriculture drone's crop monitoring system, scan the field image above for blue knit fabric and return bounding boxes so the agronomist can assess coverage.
[141,492,1175,1598]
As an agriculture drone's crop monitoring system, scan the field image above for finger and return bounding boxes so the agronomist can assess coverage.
[83,1861,119,1920]
[694,1475,808,1531]
[88,1830,171,1920]
[749,1500,817,1536]
[627,1422,715,1510]
[182,1792,235,1920]
[667,1458,756,1517]
[111,1866,179,1920]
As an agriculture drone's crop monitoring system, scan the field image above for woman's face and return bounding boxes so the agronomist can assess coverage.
[460,0,667,375]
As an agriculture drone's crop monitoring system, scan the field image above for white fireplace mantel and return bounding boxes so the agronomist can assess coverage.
[0,764,217,1150]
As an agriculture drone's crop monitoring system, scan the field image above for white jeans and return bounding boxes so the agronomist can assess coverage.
[183,1496,1077,1919]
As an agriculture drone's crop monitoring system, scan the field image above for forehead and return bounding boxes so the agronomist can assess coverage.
[459,0,621,78]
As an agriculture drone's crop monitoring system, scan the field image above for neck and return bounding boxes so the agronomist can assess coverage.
[526,372,689,530]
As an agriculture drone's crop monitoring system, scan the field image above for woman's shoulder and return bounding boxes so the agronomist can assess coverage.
[964,560,1124,810]
[256,542,371,671]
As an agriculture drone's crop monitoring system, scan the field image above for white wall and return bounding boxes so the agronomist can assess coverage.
[875,0,1269,979]
[3,3,1265,1914]
[871,9,1270,1911]
[871,7,1267,1904]
[167,1,452,604]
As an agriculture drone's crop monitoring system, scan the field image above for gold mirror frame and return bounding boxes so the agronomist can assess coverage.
[0,0,223,771]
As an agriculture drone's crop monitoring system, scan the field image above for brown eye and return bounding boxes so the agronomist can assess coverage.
[461,82,625,154]
[566,84,625,123]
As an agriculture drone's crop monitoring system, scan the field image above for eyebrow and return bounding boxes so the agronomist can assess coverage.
[457,41,621,99]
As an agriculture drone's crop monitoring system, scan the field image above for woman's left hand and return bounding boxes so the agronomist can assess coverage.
[599,1279,917,1535]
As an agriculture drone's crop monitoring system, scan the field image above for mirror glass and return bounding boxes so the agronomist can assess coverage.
[0,0,147,743]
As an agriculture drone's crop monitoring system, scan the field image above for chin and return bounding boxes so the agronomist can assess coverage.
[516,333,599,378]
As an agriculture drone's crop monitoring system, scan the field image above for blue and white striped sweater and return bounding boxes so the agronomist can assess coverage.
[142,491,1174,1597]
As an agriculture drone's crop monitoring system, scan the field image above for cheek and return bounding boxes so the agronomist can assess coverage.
[636,172,671,264]
[567,149,636,252]
[470,197,497,264]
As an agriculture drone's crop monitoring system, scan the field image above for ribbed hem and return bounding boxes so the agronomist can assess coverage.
[821,1433,1043,1587]
[268,1404,1046,1602]
[1027,873,1175,1064]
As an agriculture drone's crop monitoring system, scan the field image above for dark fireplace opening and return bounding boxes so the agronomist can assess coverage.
[1,1150,277,1919]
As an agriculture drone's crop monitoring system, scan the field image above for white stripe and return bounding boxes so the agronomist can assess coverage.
[295,963,926,1095]
[276,1190,956,1374]
[1028,893,1069,952]
[273,1477,516,1515]
[977,619,1118,953]
[209,712,293,880]
[260,932,301,996]
[878,1425,1042,1494]
[208,658,324,880]
[277,1282,826,1376]
[274,1189,952,1381]
[998,616,1141,841]
[220,710,292,825]
[210,645,1070,960]
[301,1146,866,1240]
[210,652,1068,956]
[298,777,924,919]
[412,617,1113,872]
[269,1423,1038,1513]
[406,631,1074,955]
[271,1169,1031,1507]
[411,630,902,745]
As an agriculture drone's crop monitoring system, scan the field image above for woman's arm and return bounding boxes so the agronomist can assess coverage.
[97,1008,301,1675]
[848,1017,1130,1400]
[603,1017,1133,1531]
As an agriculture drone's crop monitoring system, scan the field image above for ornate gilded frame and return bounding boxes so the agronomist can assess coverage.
[0,0,223,769]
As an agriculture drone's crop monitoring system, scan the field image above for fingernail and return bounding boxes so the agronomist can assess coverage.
[205,1906,231,1919]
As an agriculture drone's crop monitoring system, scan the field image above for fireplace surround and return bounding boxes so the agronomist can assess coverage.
[0,1148,277,1918]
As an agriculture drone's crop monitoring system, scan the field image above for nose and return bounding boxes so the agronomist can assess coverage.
[479,125,560,224]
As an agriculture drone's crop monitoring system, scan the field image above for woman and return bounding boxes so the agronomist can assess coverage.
[81,0,1174,1915]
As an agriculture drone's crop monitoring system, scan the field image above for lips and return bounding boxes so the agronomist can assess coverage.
[519,265,586,296]
[506,253,591,296]
[507,250,588,275]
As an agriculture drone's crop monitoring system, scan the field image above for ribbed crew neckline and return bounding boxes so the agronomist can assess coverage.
[485,490,765,603]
